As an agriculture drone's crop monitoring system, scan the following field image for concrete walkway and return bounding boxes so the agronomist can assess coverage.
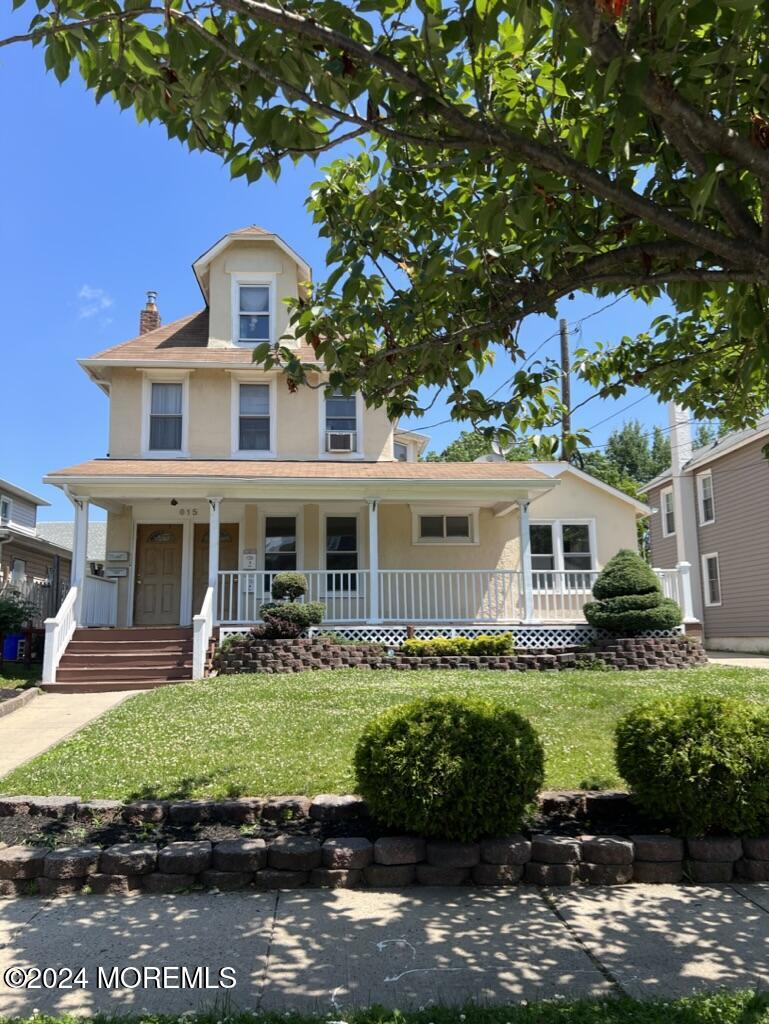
[708,651,769,669]
[3,884,769,1015]
[0,691,135,777]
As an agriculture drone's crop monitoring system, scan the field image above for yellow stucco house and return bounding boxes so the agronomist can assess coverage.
[41,227,668,689]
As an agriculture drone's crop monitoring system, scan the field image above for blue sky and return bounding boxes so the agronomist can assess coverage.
[1,20,672,521]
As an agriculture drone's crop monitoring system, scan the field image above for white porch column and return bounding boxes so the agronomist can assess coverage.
[518,499,536,623]
[368,498,380,623]
[70,494,89,623]
[676,560,696,623]
[208,498,222,590]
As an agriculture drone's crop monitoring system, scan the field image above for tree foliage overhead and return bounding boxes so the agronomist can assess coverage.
[8,0,769,445]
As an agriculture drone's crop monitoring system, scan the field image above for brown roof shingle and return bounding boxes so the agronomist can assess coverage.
[47,459,547,481]
[85,310,318,365]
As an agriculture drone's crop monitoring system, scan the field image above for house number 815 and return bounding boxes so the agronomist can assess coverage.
[178,508,199,517]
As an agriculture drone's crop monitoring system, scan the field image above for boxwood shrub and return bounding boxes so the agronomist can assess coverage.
[354,696,544,840]
[615,694,769,836]
[401,633,514,657]
[270,572,308,602]
[584,549,682,634]
[257,600,325,638]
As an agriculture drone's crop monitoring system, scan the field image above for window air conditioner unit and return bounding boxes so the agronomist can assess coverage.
[326,430,356,453]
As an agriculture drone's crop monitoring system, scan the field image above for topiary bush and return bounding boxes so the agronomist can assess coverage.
[583,548,682,634]
[270,572,308,602]
[257,600,324,638]
[615,694,769,836]
[354,696,544,840]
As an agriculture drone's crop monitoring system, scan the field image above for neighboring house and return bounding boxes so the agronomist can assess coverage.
[0,478,72,623]
[647,404,769,652]
[40,226,663,687]
[36,522,107,577]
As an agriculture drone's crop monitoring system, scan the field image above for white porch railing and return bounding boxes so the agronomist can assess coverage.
[81,575,118,627]
[192,585,215,679]
[216,565,692,626]
[42,585,79,684]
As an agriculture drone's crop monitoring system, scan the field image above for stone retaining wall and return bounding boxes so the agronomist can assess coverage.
[0,791,758,897]
[214,635,706,674]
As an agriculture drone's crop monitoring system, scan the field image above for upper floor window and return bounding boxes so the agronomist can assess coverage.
[0,496,10,524]
[661,486,675,537]
[697,471,715,525]
[394,441,409,462]
[237,284,271,344]
[325,389,358,453]
[149,382,183,452]
[238,383,271,452]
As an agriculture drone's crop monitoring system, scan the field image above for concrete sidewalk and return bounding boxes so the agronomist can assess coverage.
[0,691,135,777]
[3,884,769,1016]
[708,651,769,669]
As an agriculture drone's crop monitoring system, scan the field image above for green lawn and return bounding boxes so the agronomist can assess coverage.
[0,662,40,689]
[2,992,768,1024]
[3,665,769,801]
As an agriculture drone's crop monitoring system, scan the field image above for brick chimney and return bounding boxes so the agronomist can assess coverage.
[139,290,161,334]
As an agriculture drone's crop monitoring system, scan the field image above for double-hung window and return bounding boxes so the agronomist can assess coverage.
[530,521,594,588]
[697,471,715,525]
[661,486,675,536]
[238,383,271,452]
[149,382,183,453]
[702,552,721,606]
[264,516,297,591]
[325,389,358,453]
[326,516,358,590]
[237,284,271,344]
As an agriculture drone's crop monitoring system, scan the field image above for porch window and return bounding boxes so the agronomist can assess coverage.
[237,284,271,344]
[418,514,472,542]
[239,384,271,451]
[325,389,358,453]
[530,521,594,588]
[326,516,357,590]
[661,486,675,536]
[149,382,183,452]
[264,516,297,576]
[697,471,715,525]
[702,552,721,606]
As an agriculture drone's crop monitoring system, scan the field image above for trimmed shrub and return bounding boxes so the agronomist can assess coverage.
[354,696,544,840]
[270,572,308,602]
[584,548,682,634]
[401,633,513,657]
[257,600,324,638]
[615,694,769,836]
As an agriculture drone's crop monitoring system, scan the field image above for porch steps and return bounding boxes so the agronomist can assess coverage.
[42,626,195,694]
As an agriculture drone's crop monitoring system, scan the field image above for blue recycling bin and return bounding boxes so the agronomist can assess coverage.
[2,634,24,661]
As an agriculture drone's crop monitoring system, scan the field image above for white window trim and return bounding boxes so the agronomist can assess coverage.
[140,371,191,458]
[231,272,277,348]
[258,505,305,572]
[393,440,411,462]
[660,485,676,537]
[0,494,11,525]
[230,373,277,459]
[530,518,597,573]
[318,388,365,459]
[321,508,363,575]
[701,551,722,607]
[410,505,480,546]
[696,470,715,526]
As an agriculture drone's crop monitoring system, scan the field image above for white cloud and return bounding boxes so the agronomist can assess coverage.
[77,284,113,319]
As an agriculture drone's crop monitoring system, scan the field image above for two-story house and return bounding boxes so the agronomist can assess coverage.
[41,226,662,690]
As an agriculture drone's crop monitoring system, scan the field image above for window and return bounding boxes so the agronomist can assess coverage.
[264,516,297,589]
[530,520,595,588]
[418,514,472,542]
[697,471,715,525]
[237,284,271,344]
[394,441,409,462]
[149,382,183,452]
[325,389,358,453]
[238,383,271,452]
[11,558,25,584]
[702,552,721,606]
[0,496,9,524]
[661,486,675,537]
[326,516,358,590]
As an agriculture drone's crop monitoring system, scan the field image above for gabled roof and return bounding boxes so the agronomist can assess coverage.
[645,413,769,490]
[192,225,312,302]
[0,477,49,507]
[36,521,107,562]
[528,461,651,516]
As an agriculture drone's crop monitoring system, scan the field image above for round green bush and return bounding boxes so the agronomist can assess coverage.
[584,596,682,633]
[270,572,308,602]
[354,696,544,841]
[615,694,769,836]
[592,549,661,600]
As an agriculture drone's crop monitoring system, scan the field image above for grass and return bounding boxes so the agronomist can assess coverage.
[2,665,769,800]
[1,992,768,1024]
[0,662,40,689]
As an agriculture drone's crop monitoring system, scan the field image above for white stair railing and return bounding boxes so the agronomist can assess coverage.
[42,585,79,685]
[192,585,214,679]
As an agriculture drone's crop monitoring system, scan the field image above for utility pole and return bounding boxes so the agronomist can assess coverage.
[559,317,571,458]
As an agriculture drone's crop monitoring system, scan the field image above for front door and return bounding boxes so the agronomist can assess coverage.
[134,524,183,626]
[192,522,240,614]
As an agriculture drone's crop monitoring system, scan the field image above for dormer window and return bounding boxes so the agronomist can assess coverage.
[394,441,409,462]
[324,389,359,454]
[231,275,276,346]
